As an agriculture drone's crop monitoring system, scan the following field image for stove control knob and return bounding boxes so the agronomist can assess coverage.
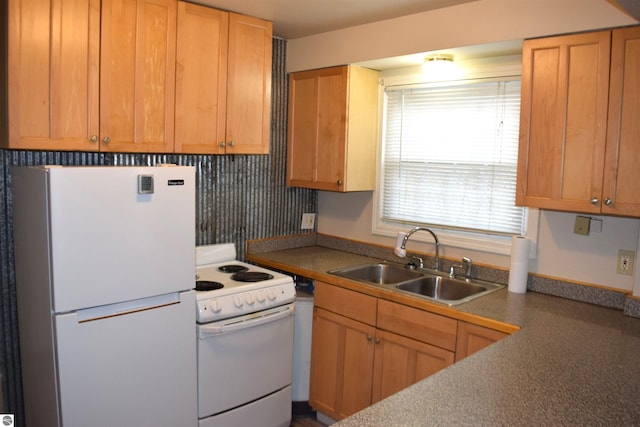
[256,291,266,303]
[208,299,222,313]
[245,292,255,305]
[267,289,277,301]
[233,294,244,308]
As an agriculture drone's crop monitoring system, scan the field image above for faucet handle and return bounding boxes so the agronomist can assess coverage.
[461,257,472,280]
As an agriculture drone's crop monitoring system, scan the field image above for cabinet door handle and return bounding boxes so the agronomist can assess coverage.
[337,179,343,186]
[375,338,380,344]
[102,136,110,144]
[220,141,226,148]
[90,135,98,144]
[229,140,235,147]
[590,197,599,205]
[604,198,613,206]
[366,335,372,341]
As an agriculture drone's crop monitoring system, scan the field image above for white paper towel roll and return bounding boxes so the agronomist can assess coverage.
[508,236,529,294]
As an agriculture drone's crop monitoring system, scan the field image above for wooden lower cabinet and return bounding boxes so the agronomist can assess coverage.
[455,321,508,362]
[309,307,376,419]
[371,329,454,403]
[309,282,457,420]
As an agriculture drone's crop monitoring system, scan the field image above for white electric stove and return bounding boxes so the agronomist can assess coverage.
[195,243,295,323]
[195,243,295,427]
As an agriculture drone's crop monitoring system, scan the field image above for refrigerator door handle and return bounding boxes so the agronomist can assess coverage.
[77,292,183,323]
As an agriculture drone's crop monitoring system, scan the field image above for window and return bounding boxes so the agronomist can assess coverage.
[375,59,533,254]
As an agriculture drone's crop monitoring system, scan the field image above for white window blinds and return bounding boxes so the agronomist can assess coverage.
[381,79,525,236]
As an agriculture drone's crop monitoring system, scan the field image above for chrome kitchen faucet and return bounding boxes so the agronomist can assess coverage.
[394,227,440,271]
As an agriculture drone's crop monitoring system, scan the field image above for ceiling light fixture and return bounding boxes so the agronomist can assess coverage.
[424,53,454,65]
[422,53,459,81]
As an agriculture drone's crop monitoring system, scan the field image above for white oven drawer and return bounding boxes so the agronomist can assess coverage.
[198,386,291,427]
[197,303,294,420]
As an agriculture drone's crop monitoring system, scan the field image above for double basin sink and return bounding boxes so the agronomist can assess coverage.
[328,262,504,305]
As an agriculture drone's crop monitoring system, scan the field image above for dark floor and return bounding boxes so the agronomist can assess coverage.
[290,413,328,427]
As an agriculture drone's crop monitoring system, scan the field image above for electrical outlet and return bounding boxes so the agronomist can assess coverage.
[301,213,315,230]
[617,250,635,275]
[573,215,590,235]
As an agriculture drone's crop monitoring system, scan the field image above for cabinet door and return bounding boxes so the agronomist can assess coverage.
[288,66,348,190]
[7,0,100,150]
[309,307,375,421]
[517,31,611,212]
[100,0,176,152]
[455,321,507,362]
[372,329,454,403]
[225,13,272,154]
[602,26,640,217]
[287,71,319,184]
[174,2,228,154]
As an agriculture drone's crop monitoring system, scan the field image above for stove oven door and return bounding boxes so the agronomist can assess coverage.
[197,303,294,427]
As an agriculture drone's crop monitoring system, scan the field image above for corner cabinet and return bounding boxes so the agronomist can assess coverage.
[517,26,640,217]
[5,0,177,152]
[455,321,508,362]
[309,282,456,421]
[287,65,380,192]
[174,2,272,154]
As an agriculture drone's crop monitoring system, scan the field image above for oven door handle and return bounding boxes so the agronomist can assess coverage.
[199,303,294,337]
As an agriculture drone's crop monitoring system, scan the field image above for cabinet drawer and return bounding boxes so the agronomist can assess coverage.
[376,299,457,352]
[314,282,377,325]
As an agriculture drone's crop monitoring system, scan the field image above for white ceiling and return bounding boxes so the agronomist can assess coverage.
[194,0,479,39]
[193,0,638,70]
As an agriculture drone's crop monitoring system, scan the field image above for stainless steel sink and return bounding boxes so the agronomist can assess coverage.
[396,276,488,302]
[328,262,422,285]
[328,262,504,305]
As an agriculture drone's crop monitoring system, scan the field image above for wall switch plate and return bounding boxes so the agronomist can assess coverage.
[573,215,591,235]
[617,249,635,275]
[301,213,315,230]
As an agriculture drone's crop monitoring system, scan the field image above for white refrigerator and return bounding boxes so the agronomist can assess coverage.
[11,165,197,427]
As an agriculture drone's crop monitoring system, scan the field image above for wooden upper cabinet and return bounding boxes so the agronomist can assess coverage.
[175,3,272,154]
[517,31,611,213]
[5,0,100,151]
[602,26,640,216]
[175,2,228,154]
[225,13,272,154]
[517,26,640,217]
[100,0,176,153]
[4,0,176,152]
[287,65,379,191]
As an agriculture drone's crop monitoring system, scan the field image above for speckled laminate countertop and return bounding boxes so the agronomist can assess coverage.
[247,244,640,426]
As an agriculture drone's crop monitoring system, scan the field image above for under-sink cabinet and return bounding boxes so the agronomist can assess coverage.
[287,65,380,191]
[517,26,640,216]
[372,300,456,403]
[309,282,458,420]
[174,2,272,154]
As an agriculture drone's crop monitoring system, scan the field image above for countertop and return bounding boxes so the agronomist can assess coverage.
[247,245,640,426]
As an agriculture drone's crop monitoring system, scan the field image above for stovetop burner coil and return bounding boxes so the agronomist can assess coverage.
[230,272,274,282]
[195,280,224,291]
[217,265,250,274]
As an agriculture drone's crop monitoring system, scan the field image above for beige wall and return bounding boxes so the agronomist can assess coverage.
[294,0,640,294]
[287,0,636,72]
[317,191,640,294]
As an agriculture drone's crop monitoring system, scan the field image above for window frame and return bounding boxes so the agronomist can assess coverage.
[372,55,538,257]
